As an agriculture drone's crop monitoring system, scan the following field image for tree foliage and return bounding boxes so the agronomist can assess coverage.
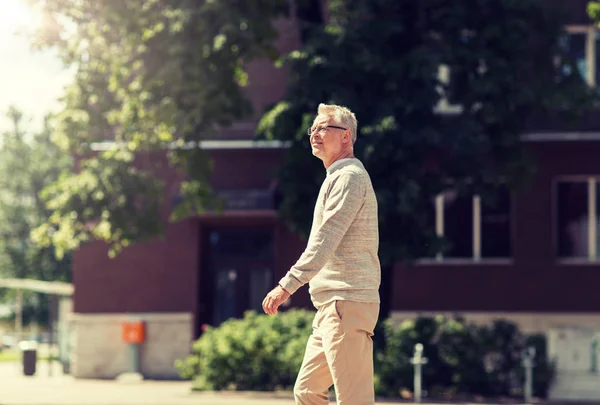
[258,0,597,316]
[31,150,165,258]
[260,0,596,262]
[0,107,72,324]
[27,0,290,255]
[589,1,600,23]
[26,0,597,272]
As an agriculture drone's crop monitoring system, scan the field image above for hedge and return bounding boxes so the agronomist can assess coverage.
[175,310,555,399]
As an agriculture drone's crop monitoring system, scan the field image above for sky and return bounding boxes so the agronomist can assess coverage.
[0,0,73,133]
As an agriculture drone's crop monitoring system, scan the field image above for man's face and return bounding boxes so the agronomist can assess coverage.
[309,114,347,160]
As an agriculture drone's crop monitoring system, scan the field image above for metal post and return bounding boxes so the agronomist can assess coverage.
[592,337,599,374]
[522,346,536,404]
[129,343,139,373]
[410,343,429,403]
[48,295,57,377]
[15,288,22,343]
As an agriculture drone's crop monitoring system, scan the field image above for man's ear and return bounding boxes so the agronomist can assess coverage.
[344,130,351,143]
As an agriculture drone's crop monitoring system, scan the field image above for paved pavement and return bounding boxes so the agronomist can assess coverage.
[0,361,328,405]
[0,361,557,405]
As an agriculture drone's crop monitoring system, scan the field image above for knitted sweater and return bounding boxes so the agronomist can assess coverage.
[278,158,381,308]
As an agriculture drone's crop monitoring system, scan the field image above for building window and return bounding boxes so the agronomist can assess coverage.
[556,178,600,260]
[481,189,512,258]
[440,190,473,258]
[433,187,512,261]
[562,26,600,88]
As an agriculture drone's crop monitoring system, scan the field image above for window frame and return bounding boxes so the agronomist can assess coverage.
[417,190,514,265]
[564,25,598,87]
[554,176,600,264]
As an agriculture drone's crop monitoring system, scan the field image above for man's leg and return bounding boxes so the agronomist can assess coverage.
[321,300,379,405]
[294,309,334,405]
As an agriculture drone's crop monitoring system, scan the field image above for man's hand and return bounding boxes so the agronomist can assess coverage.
[262,285,291,316]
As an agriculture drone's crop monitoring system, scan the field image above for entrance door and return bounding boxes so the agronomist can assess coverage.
[205,228,274,326]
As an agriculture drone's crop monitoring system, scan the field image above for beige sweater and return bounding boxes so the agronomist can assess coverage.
[278,158,381,308]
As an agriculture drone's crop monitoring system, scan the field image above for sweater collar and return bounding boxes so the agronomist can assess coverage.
[326,158,356,175]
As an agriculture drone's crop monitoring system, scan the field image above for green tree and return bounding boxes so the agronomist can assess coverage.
[27,0,291,256]
[0,106,72,325]
[589,2,600,27]
[258,0,597,318]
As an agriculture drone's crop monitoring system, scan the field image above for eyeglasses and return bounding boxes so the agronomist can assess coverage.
[307,125,347,136]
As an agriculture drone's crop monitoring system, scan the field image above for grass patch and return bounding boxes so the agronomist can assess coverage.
[0,349,55,362]
[0,349,19,362]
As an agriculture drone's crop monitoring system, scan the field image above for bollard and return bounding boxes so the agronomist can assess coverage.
[410,343,429,403]
[522,346,536,404]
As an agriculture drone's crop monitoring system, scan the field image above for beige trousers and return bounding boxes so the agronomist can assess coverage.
[294,300,380,405]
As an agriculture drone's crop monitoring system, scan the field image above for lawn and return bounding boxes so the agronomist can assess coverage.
[0,348,54,362]
[0,348,19,362]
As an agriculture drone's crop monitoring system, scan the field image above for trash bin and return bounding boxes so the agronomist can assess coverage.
[19,341,37,376]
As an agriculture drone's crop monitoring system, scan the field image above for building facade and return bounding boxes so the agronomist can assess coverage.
[67,1,600,398]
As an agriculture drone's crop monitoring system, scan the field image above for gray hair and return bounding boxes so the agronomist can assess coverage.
[318,103,358,144]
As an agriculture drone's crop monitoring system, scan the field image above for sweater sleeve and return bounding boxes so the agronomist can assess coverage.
[278,172,365,294]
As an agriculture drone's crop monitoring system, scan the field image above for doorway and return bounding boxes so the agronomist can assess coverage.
[199,227,274,328]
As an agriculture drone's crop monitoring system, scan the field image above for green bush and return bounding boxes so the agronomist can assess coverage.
[175,309,314,391]
[477,319,526,396]
[375,316,457,397]
[176,311,555,399]
[435,316,488,395]
[519,334,556,398]
[375,316,555,399]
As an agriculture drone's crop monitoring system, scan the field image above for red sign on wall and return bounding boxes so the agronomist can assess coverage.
[122,321,145,344]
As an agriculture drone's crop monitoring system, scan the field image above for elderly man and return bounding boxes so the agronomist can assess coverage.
[262,103,381,405]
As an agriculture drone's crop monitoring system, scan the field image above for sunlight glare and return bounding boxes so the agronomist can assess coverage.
[0,0,42,37]
[0,0,72,134]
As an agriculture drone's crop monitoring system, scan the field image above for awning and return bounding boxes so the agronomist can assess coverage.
[0,278,73,296]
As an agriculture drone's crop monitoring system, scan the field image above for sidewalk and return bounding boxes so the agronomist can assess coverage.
[0,361,317,405]
[0,361,561,405]
[0,361,244,405]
